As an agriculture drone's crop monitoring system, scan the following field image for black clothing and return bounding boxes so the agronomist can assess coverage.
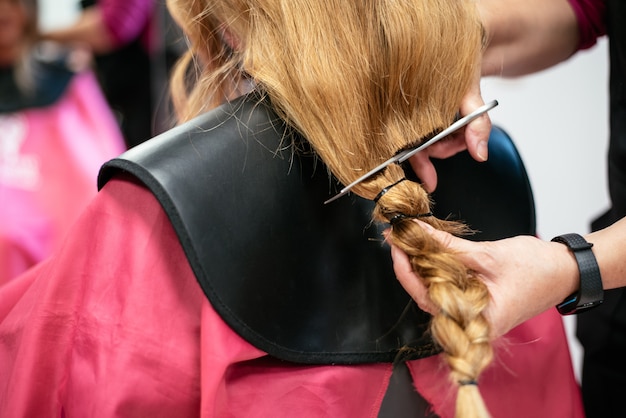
[578,1,626,416]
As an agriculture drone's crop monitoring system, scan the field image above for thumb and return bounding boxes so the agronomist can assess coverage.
[415,220,467,252]
[390,243,438,315]
[416,220,485,271]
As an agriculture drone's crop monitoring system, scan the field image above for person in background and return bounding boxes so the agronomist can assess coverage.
[0,0,126,284]
[395,1,626,417]
[43,0,181,148]
[0,1,584,417]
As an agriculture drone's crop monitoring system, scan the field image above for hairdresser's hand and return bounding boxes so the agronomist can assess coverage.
[390,222,579,339]
[407,87,491,192]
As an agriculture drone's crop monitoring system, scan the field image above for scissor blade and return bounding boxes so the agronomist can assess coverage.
[323,99,498,204]
[397,100,498,164]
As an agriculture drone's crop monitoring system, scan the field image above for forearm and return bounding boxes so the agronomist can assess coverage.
[43,7,115,54]
[545,217,626,317]
[586,217,626,290]
[479,0,580,76]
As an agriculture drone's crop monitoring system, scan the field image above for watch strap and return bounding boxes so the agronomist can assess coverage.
[551,233,604,315]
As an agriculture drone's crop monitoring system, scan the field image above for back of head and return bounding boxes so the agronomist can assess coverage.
[168,0,481,193]
[167,1,492,416]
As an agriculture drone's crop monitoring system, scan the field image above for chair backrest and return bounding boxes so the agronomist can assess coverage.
[430,126,536,241]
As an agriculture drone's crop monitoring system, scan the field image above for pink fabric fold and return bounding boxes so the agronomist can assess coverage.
[410,310,585,417]
[0,70,126,285]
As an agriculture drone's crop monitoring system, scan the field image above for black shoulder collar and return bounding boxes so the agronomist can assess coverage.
[98,94,437,364]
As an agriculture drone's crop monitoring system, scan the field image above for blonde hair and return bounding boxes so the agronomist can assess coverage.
[167,1,491,416]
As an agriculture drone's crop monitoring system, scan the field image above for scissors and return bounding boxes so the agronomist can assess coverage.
[324,99,499,204]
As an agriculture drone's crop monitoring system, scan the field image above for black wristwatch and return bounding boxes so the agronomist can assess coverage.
[551,233,604,315]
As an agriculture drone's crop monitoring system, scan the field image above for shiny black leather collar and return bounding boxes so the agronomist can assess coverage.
[98,94,437,364]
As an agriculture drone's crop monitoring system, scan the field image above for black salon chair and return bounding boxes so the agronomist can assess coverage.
[430,126,536,240]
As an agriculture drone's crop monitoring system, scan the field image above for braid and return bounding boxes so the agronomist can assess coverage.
[373,166,493,418]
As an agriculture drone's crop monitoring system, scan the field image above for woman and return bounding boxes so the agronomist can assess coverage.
[0,0,125,283]
[0,1,582,417]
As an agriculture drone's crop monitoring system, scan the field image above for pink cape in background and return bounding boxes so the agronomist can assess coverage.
[0,70,126,284]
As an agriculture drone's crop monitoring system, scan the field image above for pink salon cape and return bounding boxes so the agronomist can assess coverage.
[0,176,584,417]
[0,70,126,284]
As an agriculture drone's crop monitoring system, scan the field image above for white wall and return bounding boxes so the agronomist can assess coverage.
[482,40,610,240]
[38,0,80,32]
[481,38,611,383]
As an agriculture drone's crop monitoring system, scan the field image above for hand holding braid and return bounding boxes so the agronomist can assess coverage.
[373,165,493,418]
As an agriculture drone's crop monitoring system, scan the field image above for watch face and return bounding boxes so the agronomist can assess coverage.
[556,294,579,315]
[557,294,603,315]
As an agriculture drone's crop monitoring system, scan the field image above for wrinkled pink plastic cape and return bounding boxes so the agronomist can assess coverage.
[0,178,584,417]
[0,71,126,284]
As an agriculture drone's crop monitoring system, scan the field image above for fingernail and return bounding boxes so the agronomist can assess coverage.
[416,220,434,231]
[477,141,488,161]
